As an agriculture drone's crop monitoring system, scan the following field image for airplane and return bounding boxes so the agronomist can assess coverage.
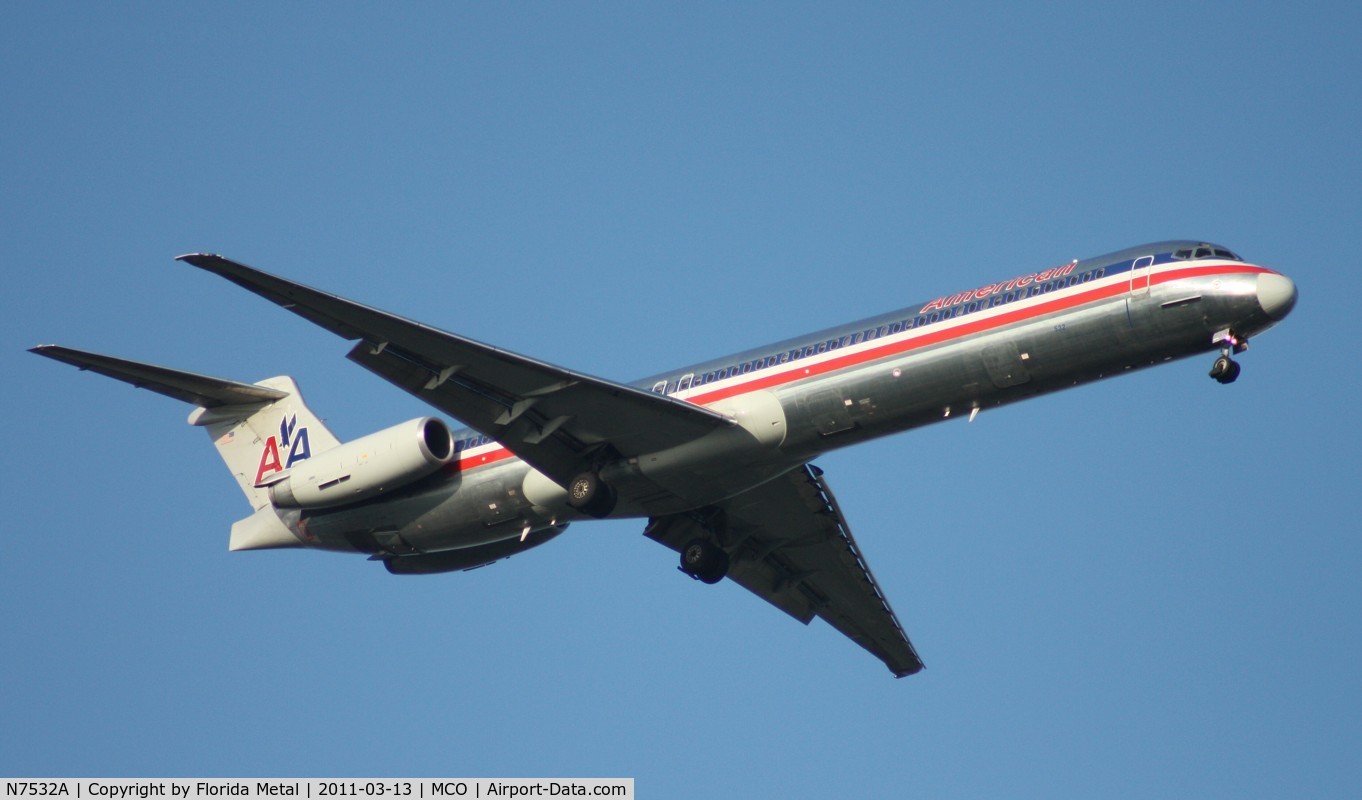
[31,240,1297,677]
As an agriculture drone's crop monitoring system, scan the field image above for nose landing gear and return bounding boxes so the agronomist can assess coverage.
[1210,355,1241,384]
[1209,328,1247,384]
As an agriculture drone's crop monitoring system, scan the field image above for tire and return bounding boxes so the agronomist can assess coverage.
[681,538,729,584]
[566,471,616,517]
[1211,356,1240,384]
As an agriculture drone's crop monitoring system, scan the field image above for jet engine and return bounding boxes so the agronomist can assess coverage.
[267,417,455,509]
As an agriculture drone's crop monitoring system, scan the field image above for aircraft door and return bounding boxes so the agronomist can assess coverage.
[1125,255,1155,329]
[801,389,855,436]
[981,341,1031,389]
[1129,255,1154,296]
[475,481,519,525]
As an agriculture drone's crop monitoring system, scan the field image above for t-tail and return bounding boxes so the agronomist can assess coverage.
[187,375,341,510]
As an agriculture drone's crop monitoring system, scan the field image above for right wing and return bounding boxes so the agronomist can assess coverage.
[178,254,735,489]
[645,464,924,678]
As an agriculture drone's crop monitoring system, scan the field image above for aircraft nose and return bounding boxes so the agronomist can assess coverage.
[1256,272,1298,321]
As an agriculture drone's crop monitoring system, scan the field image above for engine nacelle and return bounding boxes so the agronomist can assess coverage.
[267,417,455,509]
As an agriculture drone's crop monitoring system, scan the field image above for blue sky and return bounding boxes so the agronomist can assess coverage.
[2,2,1357,797]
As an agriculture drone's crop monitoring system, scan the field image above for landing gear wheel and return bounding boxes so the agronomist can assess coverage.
[680,538,729,585]
[1209,355,1241,384]
[565,471,616,517]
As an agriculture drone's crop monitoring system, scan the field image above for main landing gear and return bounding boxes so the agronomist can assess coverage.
[680,538,729,584]
[1209,328,1247,385]
[565,471,617,518]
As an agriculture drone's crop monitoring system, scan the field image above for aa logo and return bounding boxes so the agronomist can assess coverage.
[255,414,312,485]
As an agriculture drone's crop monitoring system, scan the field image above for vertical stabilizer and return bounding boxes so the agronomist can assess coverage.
[187,376,342,510]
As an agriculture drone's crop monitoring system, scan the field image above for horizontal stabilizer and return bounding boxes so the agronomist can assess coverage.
[30,345,288,408]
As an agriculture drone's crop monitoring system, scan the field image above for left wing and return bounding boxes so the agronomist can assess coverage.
[645,464,924,677]
[178,254,734,486]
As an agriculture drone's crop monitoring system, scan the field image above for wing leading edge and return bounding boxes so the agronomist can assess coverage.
[646,464,924,678]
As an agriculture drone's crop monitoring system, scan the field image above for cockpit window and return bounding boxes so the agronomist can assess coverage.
[1174,245,1242,261]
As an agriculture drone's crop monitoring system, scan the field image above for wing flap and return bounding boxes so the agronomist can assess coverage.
[645,464,924,678]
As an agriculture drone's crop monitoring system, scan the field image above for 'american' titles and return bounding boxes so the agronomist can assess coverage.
[919,262,1078,314]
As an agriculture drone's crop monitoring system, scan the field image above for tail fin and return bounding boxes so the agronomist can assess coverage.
[189,375,342,509]
[30,345,341,510]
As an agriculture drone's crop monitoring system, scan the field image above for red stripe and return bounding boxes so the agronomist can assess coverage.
[1152,265,1270,284]
[445,448,516,473]
[449,265,1272,473]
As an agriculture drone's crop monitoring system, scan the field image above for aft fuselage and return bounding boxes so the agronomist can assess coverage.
[289,240,1296,567]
